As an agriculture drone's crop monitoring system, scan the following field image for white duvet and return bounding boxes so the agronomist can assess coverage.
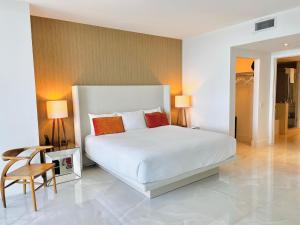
[85,125,236,184]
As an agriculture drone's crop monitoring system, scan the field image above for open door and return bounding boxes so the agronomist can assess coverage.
[274,57,300,141]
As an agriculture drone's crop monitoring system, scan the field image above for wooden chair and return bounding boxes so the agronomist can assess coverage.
[1,146,57,211]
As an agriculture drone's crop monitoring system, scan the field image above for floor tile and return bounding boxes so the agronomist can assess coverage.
[1,131,300,225]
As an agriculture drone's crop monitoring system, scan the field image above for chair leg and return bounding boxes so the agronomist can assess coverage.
[42,171,47,188]
[43,174,47,188]
[0,178,6,208]
[30,177,37,211]
[23,179,26,195]
[51,168,57,194]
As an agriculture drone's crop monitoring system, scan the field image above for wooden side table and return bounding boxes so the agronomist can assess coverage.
[42,145,81,185]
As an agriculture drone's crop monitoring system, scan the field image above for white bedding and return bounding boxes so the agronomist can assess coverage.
[85,125,236,184]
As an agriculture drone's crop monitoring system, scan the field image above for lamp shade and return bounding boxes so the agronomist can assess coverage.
[175,95,191,108]
[46,100,68,119]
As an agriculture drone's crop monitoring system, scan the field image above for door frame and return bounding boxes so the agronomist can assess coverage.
[230,50,260,146]
[268,48,300,144]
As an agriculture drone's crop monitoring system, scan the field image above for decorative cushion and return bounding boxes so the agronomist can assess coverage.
[92,116,125,136]
[144,112,169,128]
[89,113,117,135]
[119,110,147,131]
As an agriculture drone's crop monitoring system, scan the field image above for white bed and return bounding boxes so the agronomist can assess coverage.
[72,85,236,198]
[85,125,235,184]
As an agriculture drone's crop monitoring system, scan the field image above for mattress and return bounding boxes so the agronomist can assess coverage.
[85,125,236,184]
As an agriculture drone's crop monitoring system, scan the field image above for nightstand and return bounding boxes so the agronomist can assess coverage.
[44,145,81,185]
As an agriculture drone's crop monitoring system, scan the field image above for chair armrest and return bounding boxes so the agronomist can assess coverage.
[1,146,54,178]
[30,146,53,154]
[2,147,32,161]
[27,146,53,164]
[1,155,31,161]
[1,146,53,162]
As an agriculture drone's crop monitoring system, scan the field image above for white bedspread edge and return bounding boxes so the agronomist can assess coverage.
[86,152,235,192]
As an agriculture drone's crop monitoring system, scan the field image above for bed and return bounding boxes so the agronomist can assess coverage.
[72,85,236,198]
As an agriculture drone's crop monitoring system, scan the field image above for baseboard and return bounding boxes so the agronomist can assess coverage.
[236,135,252,145]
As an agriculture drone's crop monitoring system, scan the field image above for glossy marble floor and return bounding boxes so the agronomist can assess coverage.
[1,132,300,225]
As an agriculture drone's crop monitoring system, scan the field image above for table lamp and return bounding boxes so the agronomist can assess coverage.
[175,95,191,127]
[46,100,68,147]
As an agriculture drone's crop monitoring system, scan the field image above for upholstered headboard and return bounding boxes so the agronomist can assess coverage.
[72,85,170,166]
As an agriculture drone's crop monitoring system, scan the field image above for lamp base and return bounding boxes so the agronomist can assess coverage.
[51,118,68,148]
[176,108,188,127]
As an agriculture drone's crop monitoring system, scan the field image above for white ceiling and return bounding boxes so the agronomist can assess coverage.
[25,0,300,39]
[236,33,300,53]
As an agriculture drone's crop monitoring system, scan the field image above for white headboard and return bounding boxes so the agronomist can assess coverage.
[72,85,170,164]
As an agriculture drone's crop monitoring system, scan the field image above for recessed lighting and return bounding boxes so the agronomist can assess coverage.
[284,43,289,47]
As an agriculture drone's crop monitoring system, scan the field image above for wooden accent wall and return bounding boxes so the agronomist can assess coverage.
[31,16,182,144]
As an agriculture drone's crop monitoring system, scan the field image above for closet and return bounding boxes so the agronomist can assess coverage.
[235,58,254,145]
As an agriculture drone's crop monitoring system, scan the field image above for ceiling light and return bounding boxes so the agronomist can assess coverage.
[284,43,289,47]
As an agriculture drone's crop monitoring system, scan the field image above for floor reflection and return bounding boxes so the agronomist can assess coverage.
[1,132,300,225]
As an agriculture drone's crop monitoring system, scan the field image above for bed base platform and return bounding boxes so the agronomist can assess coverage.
[97,156,235,198]
[144,167,218,198]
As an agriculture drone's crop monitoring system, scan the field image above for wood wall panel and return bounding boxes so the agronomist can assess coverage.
[31,16,182,144]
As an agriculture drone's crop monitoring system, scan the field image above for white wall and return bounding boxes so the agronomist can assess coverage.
[0,1,39,196]
[183,7,300,144]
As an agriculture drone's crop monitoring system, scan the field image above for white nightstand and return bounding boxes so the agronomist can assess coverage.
[45,145,81,185]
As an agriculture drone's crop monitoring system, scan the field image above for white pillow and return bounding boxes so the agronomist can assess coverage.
[119,110,147,131]
[88,113,117,135]
[143,107,162,114]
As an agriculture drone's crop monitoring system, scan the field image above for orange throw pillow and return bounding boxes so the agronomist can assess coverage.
[92,116,125,136]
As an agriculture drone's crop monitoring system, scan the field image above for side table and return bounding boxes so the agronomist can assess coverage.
[43,145,81,185]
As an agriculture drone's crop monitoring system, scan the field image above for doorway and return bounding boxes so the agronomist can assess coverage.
[274,56,300,141]
[235,57,255,145]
